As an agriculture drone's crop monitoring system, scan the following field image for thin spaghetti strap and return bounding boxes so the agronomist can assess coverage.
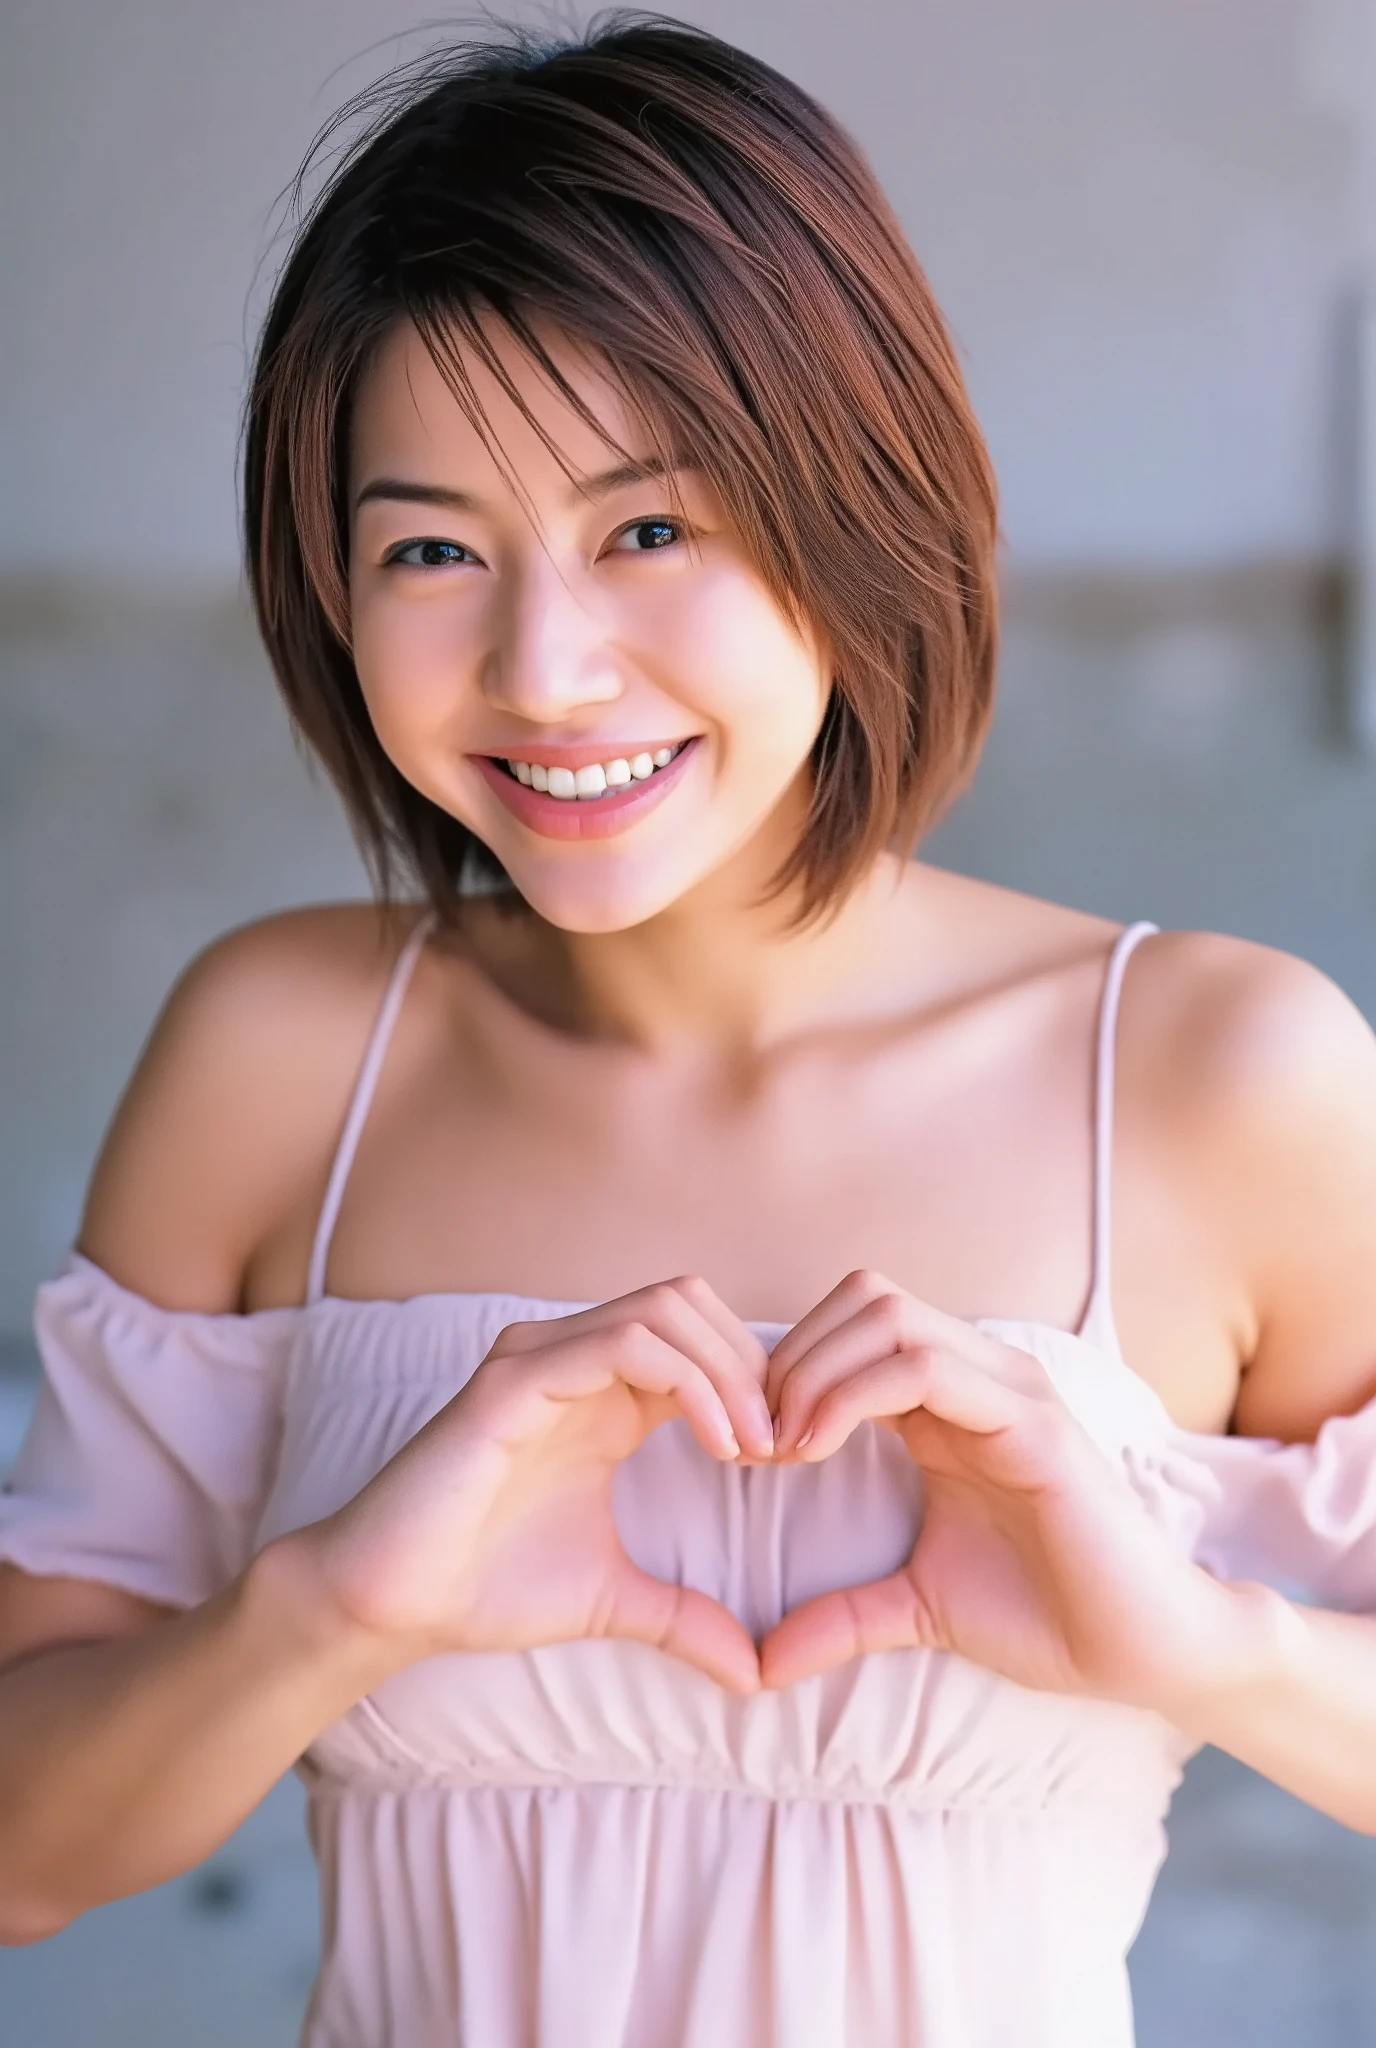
[305,910,441,1306]
[1076,919,1160,1357]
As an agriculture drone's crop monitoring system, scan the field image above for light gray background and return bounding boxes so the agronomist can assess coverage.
[4,2,1376,2041]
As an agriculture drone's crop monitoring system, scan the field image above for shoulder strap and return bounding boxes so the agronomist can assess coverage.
[305,910,440,1306]
[1076,920,1160,1357]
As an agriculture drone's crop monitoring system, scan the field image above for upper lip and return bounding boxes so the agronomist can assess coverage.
[477,738,698,771]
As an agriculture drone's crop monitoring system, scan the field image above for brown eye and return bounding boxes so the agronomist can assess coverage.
[610,518,683,553]
[388,539,475,569]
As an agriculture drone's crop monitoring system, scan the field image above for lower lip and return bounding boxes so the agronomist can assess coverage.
[472,740,700,841]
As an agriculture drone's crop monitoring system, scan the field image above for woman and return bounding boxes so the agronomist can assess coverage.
[3,18,1376,2045]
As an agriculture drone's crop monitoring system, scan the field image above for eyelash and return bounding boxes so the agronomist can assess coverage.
[382,517,691,572]
[383,538,477,571]
[609,517,689,555]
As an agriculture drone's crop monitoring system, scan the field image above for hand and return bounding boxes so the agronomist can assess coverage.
[759,1270,1249,1708]
[295,1278,776,1694]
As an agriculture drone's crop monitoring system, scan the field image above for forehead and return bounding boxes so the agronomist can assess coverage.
[349,316,648,495]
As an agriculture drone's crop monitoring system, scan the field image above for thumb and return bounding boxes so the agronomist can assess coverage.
[601,1557,761,1695]
[759,1572,925,1689]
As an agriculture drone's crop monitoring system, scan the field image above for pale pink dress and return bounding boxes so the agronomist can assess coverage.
[5,917,1376,2047]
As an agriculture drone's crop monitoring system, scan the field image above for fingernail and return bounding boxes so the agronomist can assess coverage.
[796,1427,814,1451]
[772,1414,782,1444]
[721,1428,741,1458]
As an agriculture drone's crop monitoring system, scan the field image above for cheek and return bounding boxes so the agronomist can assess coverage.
[656,569,829,763]
[350,587,473,746]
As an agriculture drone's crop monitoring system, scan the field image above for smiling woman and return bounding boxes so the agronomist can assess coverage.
[343,320,838,917]
[7,15,1376,2048]
[244,24,997,924]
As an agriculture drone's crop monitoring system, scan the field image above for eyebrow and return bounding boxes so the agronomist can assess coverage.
[353,478,486,516]
[353,455,686,518]
[567,456,676,502]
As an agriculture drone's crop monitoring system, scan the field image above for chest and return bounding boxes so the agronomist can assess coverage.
[315,1010,1104,1328]
[251,962,1243,1429]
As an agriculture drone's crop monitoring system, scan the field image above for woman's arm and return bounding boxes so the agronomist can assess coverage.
[1127,936,1376,1829]
[0,1271,773,1940]
[0,1546,400,1943]
[1164,1592,1376,1831]
[0,908,426,1939]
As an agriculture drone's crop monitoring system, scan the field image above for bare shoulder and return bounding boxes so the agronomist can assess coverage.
[1122,926,1376,1138]
[80,901,430,1313]
[1122,927,1376,1438]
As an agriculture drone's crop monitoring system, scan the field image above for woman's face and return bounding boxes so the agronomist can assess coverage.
[347,319,832,932]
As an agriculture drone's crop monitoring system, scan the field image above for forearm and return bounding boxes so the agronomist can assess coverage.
[0,1537,401,1941]
[1168,1581,1376,1833]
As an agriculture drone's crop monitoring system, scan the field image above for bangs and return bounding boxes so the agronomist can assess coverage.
[399,302,711,578]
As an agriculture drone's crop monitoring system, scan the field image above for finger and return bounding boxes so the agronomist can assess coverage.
[512,1323,747,1463]
[500,1276,764,1377]
[784,1342,1041,1463]
[762,1268,897,1409]
[773,1296,1020,1452]
[603,1558,761,1694]
[497,1282,775,1459]
[759,1572,925,1689]
[632,1281,775,1457]
[765,1271,989,1413]
[660,1275,771,1387]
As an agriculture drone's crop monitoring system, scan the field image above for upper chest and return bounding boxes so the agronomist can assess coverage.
[251,948,1244,1430]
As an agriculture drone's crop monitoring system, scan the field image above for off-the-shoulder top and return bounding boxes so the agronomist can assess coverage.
[4,916,1376,2048]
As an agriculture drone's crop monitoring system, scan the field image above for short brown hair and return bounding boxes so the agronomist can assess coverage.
[243,14,999,922]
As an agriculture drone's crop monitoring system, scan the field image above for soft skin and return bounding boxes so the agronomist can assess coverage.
[347,319,833,936]
[9,314,1376,1940]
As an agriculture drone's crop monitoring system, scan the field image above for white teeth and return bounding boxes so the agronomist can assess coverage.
[503,741,687,798]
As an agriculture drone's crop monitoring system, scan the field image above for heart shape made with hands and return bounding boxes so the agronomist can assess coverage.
[612,1387,924,1689]
[601,1268,1222,1710]
[593,1261,1064,1695]
[471,1267,1221,1713]
[608,1269,1057,1694]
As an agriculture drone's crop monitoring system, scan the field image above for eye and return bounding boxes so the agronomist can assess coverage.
[606,517,687,555]
[384,538,478,570]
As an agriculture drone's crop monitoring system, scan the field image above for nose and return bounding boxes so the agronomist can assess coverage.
[479,547,622,723]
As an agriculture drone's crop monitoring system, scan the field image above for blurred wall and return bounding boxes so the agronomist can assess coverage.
[5,0,1374,575]
[4,0,1376,1329]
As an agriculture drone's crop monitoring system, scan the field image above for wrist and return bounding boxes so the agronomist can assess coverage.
[242,1533,416,1696]
[1155,1576,1308,1737]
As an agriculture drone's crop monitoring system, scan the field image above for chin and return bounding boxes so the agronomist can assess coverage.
[513,882,683,934]
[502,855,705,934]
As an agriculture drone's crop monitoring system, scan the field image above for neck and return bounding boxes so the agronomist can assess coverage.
[488,847,924,1058]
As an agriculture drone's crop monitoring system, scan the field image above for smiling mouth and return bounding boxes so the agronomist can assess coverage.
[473,736,700,841]
[493,741,690,800]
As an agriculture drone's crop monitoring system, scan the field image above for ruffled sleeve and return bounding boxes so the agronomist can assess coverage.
[1159,1397,1376,1611]
[0,1254,296,1608]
